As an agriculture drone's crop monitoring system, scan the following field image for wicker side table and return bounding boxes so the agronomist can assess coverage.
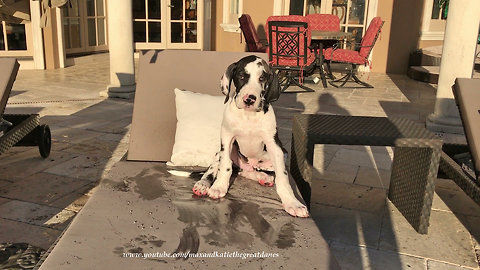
[290,114,443,234]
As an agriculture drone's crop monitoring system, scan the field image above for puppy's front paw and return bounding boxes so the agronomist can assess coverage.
[283,200,309,218]
[207,182,228,199]
[192,179,211,196]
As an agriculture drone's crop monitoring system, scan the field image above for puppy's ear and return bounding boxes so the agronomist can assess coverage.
[220,62,237,103]
[265,70,281,103]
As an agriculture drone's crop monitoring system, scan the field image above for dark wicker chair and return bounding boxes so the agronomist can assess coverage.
[323,17,384,88]
[267,18,317,92]
[439,78,480,204]
[0,58,51,158]
[238,14,267,53]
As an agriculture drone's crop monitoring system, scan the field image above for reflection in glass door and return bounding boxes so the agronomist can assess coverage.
[133,0,163,49]
[168,0,200,48]
[63,0,82,51]
[332,0,369,45]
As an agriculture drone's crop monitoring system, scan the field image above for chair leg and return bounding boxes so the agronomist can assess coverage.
[328,64,373,88]
[325,62,336,80]
[329,71,352,88]
[352,73,374,88]
[281,71,315,93]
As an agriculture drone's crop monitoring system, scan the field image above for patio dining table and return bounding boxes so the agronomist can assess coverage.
[310,31,353,87]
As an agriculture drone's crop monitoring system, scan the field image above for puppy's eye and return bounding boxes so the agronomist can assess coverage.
[239,74,245,80]
[259,76,266,82]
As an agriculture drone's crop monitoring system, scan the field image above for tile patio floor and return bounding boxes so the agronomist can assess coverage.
[0,53,479,269]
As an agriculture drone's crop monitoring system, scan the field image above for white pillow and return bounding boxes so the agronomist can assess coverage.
[167,88,226,167]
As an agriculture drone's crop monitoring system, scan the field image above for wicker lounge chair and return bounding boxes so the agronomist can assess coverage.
[0,58,51,158]
[439,78,480,204]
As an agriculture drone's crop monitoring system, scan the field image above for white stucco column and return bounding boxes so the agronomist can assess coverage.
[426,0,480,134]
[104,0,136,99]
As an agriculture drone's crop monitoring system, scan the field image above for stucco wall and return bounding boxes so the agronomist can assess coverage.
[213,0,274,52]
[419,40,443,49]
[372,0,425,74]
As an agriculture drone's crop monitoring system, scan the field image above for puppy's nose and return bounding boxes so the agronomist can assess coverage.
[243,94,257,106]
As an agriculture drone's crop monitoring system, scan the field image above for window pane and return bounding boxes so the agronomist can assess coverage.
[148,22,161,42]
[289,0,304,15]
[133,21,146,42]
[0,24,5,50]
[98,18,106,45]
[431,0,440,19]
[67,0,80,17]
[88,19,97,46]
[6,24,27,50]
[87,0,95,16]
[148,0,161,19]
[185,22,197,43]
[332,0,347,24]
[97,0,105,16]
[133,0,146,19]
[348,0,366,25]
[185,0,197,20]
[171,22,183,43]
[306,0,322,14]
[63,19,71,49]
[69,19,82,48]
[171,0,183,20]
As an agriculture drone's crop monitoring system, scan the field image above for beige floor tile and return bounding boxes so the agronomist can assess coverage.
[379,203,477,268]
[0,172,92,205]
[310,204,384,247]
[427,260,476,270]
[311,180,387,213]
[330,147,393,170]
[0,151,79,181]
[330,241,426,270]
[0,218,62,250]
[354,166,391,189]
[0,200,75,230]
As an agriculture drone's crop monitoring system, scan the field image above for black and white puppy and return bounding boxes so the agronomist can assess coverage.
[192,55,309,218]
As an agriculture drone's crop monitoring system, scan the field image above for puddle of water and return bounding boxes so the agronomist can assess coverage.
[173,197,297,251]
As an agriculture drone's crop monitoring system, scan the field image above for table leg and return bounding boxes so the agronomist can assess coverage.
[388,140,442,234]
[318,43,328,88]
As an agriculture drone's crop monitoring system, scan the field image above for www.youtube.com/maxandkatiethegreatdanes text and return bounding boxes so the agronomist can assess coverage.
[122,251,280,260]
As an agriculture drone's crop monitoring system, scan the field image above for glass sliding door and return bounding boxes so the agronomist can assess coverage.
[333,0,370,44]
[133,0,165,49]
[133,0,203,50]
[167,0,201,48]
[63,0,108,55]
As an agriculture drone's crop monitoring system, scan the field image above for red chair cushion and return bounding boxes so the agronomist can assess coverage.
[306,14,340,32]
[359,17,383,58]
[239,14,266,52]
[323,47,366,65]
[275,53,316,67]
